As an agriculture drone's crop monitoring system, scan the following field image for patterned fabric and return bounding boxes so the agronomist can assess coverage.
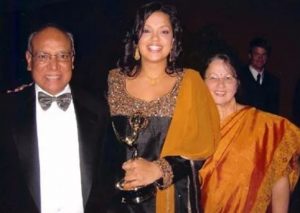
[200,106,300,213]
[38,91,72,111]
[108,68,182,117]
[154,158,174,189]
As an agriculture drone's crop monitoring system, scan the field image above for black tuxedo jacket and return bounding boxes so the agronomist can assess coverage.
[0,84,111,212]
[238,66,280,114]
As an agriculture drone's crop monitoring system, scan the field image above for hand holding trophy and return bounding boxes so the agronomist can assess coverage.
[112,112,157,204]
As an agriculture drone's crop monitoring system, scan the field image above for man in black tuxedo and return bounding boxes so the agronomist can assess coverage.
[0,25,111,212]
[238,37,280,114]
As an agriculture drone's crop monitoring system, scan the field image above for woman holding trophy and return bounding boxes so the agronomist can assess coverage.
[106,2,219,212]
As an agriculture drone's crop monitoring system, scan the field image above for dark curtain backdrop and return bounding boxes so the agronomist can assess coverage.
[1,0,300,119]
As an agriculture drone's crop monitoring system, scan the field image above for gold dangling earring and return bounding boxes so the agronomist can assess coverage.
[169,46,174,63]
[169,53,173,63]
[134,48,140,61]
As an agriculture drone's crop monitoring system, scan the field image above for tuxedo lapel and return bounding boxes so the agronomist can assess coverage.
[261,71,270,87]
[12,85,41,210]
[246,67,257,83]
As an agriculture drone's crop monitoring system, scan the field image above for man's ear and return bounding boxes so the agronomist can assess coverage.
[71,55,75,70]
[248,53,252,60]
[25,51,33,71]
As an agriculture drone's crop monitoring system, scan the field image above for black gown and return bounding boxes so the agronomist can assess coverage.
[107,69,203,213]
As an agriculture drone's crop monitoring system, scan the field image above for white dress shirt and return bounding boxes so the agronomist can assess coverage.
[249,65,264,85]
[35,84,84,213]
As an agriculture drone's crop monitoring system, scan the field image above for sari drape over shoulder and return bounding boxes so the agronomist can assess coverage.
[200,106,300,213]
[156,69,220,213]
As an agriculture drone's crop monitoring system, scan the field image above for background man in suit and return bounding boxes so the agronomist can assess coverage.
[0,24,110,212]
[238,37,280,114]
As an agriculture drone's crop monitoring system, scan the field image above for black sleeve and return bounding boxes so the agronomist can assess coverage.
[164,156,205,213]
[163,156,204,183]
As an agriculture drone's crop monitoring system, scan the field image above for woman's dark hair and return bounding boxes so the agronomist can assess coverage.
[117,1,183,76]
[203,53,241,79]
[204,54,239,78]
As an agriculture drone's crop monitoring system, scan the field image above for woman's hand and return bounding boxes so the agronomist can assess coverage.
[122,158,163,190]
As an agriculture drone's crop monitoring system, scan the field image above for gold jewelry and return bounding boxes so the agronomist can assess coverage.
[134,48,140,61]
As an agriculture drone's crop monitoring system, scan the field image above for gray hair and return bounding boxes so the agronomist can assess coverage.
[27,24,75,55]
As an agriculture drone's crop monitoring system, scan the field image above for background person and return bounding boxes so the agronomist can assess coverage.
[238,37,280,114]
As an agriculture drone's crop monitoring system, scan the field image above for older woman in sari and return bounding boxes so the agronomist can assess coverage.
[200,53,300,213]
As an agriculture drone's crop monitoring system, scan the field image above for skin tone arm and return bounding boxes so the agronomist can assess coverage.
[271,175,290,213]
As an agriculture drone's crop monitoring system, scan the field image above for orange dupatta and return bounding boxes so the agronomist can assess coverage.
[156,69,220,213]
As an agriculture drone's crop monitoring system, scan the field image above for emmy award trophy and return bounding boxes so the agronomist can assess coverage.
[112,113,157,204]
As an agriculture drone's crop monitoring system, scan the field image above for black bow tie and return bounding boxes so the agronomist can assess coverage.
[38,91,72,111]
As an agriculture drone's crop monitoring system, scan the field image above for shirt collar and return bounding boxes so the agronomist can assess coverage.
[249,65,264,79]
[35,84,71,97]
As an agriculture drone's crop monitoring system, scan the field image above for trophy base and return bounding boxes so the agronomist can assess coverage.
[116,182,157,204]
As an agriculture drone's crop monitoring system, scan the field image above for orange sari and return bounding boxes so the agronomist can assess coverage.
[200,106,300,213]
[156,69,220,213]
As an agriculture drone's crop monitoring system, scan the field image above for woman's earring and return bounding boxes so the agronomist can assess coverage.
[134,48,140,61]
[169,51,173,63]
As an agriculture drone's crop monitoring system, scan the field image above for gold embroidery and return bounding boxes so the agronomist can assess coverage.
[154,158,174,189]
[108,69,182,117]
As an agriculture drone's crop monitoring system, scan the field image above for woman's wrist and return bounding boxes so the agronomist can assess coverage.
[153,158,174,189]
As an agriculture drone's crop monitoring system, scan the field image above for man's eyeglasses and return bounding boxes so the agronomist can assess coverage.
[205,75,237,84]
[30,52,74,63]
